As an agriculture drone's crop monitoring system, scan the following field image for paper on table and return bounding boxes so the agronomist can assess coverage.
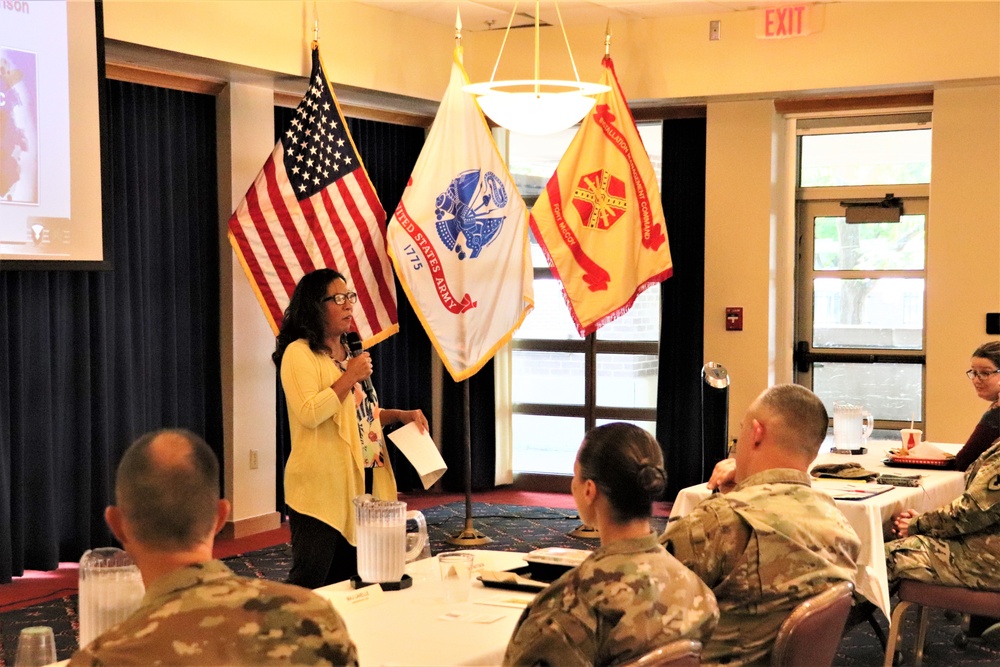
[321,584,386,609]
[475,597,533,609]
[905,442,952,460]
[387,422,447,489]
[439,610,508,623]
[814,481,896,501]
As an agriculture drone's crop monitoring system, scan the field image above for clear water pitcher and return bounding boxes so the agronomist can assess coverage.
[832,401,874,453]
[353,495,427,583]
[78,547,145,648]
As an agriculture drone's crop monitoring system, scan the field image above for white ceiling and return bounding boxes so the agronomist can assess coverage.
[356,1,764,31]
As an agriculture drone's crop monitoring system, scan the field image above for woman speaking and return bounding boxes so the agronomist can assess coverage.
[274,268,428,587]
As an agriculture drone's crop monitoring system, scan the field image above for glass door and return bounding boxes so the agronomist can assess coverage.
[793,118,931,437]
[795,195,927,435]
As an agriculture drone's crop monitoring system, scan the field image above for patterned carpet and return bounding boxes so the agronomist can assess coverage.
[1,502,997,665]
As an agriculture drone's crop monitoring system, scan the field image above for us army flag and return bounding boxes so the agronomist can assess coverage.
[387,48,533,382]
[530,56,672,337]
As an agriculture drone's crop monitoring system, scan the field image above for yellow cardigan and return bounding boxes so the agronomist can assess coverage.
[280,338,397,545]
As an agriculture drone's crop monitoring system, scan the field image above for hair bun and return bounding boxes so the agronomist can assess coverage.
[637,464,666,495]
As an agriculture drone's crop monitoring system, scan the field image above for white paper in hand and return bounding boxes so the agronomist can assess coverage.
[387,422,447,489]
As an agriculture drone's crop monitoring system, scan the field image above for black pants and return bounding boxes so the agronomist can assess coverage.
[285,469,374,589]
[286,508,357,588]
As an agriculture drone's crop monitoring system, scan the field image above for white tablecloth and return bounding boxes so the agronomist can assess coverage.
[314,550,535,666]
[668,444,966,619]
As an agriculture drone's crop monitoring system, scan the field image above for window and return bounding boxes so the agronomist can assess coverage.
[794,114,931,437]
[505,124,663,477]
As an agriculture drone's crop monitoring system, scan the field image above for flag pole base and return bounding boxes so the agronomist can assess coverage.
[447,519,493,546]
[568,524,600,539]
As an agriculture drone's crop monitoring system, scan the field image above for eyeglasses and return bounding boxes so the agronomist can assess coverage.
[966,369,1000,380]
[322,292,357,305]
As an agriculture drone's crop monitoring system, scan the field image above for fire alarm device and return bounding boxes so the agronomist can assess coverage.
[726,307,743,331]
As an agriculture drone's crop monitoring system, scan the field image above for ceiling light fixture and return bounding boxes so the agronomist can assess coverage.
[464,0,609,136]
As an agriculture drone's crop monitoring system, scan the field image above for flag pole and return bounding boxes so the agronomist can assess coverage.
[570,22,614,543]
[446,380,492,546]
[444,6,490,548]
[312,0,319,47]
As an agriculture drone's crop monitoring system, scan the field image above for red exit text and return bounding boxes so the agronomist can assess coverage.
[757,4,814,39]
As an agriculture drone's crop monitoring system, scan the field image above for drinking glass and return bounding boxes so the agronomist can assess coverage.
[438,552,474,603]
[15,626,57,667]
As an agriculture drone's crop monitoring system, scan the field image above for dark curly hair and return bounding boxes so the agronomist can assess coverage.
[577,422,666,523]
[272,268,346,366]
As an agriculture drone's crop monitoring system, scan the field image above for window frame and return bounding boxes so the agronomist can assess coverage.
[504,123,664,484]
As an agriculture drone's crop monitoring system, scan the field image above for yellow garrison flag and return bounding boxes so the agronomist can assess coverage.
[387,48,534,382]
[529,56,672,336]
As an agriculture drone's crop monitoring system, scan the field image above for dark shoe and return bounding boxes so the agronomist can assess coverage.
[968,614,1000,638]
[980,621,1000,648]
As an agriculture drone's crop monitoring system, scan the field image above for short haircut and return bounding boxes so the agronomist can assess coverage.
[755,384,829,458]
[577,422,666,523]
[114,429,220,550]
[973,341,1000,369]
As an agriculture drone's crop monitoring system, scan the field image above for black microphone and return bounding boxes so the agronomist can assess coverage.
[344,332,375,402]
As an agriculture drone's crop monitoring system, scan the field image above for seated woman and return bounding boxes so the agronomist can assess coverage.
[954,341,1000,471]
[503,423,719,667]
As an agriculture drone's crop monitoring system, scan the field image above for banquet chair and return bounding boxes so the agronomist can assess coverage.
[770,581,855,667]
[619,639,702,667]
[882,580,1000,667]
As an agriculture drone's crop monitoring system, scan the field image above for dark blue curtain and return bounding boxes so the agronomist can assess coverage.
[0,81,221,582]
[657,117,708,499]
[440,363,496,492]
[273,109,433,509]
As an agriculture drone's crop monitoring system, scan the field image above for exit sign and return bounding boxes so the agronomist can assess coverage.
[756,4,822,39]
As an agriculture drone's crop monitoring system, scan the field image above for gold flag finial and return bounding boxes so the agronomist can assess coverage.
[311,0,319,49]
[604,20,611,56]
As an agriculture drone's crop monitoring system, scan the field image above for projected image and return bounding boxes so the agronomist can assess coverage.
[0,47,38,204]
[0,0,104,264]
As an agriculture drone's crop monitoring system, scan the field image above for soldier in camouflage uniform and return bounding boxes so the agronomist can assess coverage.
[886,437,1000,590]
[69,429,357,666]
[503,423,718,667]
[662,385,861,667]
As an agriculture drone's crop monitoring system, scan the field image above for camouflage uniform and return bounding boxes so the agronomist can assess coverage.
[502,533,718,667]
[886,438,1000,590]
[662,469,861,667]
[68,560,358,666]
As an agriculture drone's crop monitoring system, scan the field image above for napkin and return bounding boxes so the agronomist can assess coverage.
[902,442,953,461]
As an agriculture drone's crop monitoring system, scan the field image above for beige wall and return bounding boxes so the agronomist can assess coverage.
[703,84,1000,437]
[104,2,999,102]
[586,2,1000,100]
[925,84,1000,443]
[703,100,782,423]
[103,0,454,100]
[216,83,282,535]
[101,1,999,507]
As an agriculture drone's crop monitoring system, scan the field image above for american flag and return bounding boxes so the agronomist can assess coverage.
[228,46,398,344]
